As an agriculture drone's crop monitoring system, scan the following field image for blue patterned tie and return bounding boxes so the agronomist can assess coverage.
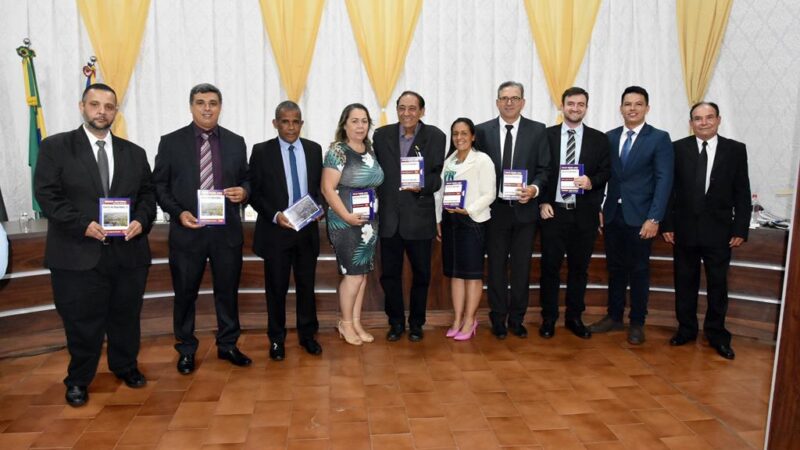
[620,129,635,168]
[288,144,301,203]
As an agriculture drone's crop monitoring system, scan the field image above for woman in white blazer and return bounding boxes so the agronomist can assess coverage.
[434,118,496,341]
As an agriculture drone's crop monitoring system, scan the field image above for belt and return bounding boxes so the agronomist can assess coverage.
[555,202,576,210]
[495,198,516,207]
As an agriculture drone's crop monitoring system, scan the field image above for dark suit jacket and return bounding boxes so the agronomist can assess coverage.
[541,124,610,217]
[604,123,673,226]
[152,123,250,249]
[475,116,550,223]
[34,126,155,270]
[373,121,446,240]
[662,135,751,247]
[248,137,323,257]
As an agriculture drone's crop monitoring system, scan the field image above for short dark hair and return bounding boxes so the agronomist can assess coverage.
[334,103,373,144]
[275,100,302,120]
[561,86,589,105]
[448,117,477,156]
[190,83,222,104]
[621,86,649,105]
[396,91,425,109]
[689,101,720,119]
[82,83,117,103]
[497,81,525,99]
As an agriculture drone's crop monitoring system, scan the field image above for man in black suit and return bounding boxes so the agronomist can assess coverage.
[34,83,155,406]
[249,101,323,360]
[476,81,550,339]
[374,91,446,342]
[538,87,610,339]
[662,102,750,360]
[589,86,673,345]
[153,83,251,374]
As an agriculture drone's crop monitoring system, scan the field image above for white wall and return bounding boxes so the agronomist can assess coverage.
[1,0,798,220]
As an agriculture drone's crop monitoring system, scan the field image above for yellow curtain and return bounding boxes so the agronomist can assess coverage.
[524,0,601,121]
[77,0,151,138]
[676,0,733,106]
[345,0,422,125]
[259,0,326,102]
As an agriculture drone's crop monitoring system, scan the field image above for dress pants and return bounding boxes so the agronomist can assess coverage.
[539,205,598,322]
[380,233,432,329]
[604,213,653,325]
[51,243,148,386]
[673,242,732,346]
[486,202,537,326]
[263,228,320,343]
[170,228,243,355]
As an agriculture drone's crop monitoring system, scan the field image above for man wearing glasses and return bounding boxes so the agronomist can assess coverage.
[476,81,550,339]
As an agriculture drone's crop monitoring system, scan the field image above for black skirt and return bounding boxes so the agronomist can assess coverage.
[441,212,486,280]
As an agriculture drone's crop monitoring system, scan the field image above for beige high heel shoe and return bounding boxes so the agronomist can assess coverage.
[337,320,363,346]
[353,317,374,343]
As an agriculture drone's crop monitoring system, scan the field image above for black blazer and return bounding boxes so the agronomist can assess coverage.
[152,123,250,248]
[541,124,610,217]
[248,137,323,257]
[34,126,155,270]
[662,135,751,247]
[373,121,446,240]
[475,116,550,223]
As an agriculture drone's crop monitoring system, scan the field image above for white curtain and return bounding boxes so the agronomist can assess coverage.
[1,0,799,220]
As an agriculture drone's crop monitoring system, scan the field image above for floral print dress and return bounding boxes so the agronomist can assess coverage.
[324,142,385,275]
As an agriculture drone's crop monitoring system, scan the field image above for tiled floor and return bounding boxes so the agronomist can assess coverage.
[0,325,773,449]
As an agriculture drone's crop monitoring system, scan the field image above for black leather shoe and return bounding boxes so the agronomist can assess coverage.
[408,326,424,342]
[565,319,592,339]
[65,385,88,407]
[508,322,528,338]
[538,320,555,339]
[299,339,322,356]
[386,325,405,342]
[218,348,252,367]
[177,353,195,375]
[627,325,645,345]
[669,333,696,346]
[713,343,736,360]
[269,342,285,361]
[116,368,147,388]
[491,321,508,340]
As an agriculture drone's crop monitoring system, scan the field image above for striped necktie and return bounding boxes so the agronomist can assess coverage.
[563,129,576,203]
[199,132,214,190]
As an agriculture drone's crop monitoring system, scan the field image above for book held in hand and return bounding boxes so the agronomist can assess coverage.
[351,188,376,220]
[560,164,584,195]
[442,180,467,210]
[284,194,323,231]
[500,169,528,200]
[400,156,424,189]
[197,189,226,225]
[100,198,130,236]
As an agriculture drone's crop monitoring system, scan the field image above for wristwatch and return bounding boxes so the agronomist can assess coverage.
[648,218,659,224]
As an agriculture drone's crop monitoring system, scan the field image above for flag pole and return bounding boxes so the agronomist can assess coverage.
[16,38,46,216]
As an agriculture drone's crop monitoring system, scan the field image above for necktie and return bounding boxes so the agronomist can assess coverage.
[96,140,109,196]
[694,141,708,214]
[620,129,635,168]
[199,132,214,190]
[563,129,576,203]
[288,144,301,203]
[502,124,514,170]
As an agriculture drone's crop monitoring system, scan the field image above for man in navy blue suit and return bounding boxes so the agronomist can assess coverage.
[589,86,673,345]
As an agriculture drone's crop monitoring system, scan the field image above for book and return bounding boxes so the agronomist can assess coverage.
[283,194,323,231]
[442,180,467,209]
[500,169,528,200]
[400,156,424,189]
[99,197,130,236]
[197,189,226,225]
[560,164,585,195]
[351,188,376,220]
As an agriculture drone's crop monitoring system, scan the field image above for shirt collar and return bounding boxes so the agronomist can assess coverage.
[625,122,645,135]
[193,123,218,137]
[695,134,718,150]
[399,122,422,139]
[499,116,521,129]
[561,122,584,136]
[83,124,112,147]
[278,136,301,150]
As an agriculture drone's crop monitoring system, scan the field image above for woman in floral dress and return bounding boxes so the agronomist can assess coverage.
[321,103,384,345]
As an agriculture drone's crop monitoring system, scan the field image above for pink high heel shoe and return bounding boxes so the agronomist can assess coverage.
[446,325,461,338]
[453,321,478,341]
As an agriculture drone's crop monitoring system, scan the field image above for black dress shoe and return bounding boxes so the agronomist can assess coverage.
[269,342,285,361]
[177,353,195,375]
[116,368,147,388]
[565,319,592,339]
[491,322,508,340]
[218,348,252,367]
[300,339,322,355]
[538,320,555,339]
[386,325,405,342]
[408,326,424,342]
[65,385,88,407]
[508,323,528,338]
[713,343,736,360]
[669,333,696,346]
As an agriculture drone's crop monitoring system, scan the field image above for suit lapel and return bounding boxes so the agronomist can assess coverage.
[607,127,622,175]
[409,123,428,156]
[183,124,201,189]
[109,137,125,195]
[707,136,726,194]
[512,118,527,169]
[386,124,401,161]
[74,127,105,196]
[273,139,290,204]
[486,119,501,167]
[623,124,650,172]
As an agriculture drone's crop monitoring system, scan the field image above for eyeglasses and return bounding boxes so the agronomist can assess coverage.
[498,96,523,104]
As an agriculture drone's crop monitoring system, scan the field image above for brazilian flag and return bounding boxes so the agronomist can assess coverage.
[17,43,46,214]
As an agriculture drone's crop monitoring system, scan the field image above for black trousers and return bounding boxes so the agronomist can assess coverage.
[673,242,732,346]
[604,213,653,325]
[380,233,432,329]
[486,202,537,326]
[170,230,242,355]
[263,231,320,343]
[51,244,148,386]
[539,205,598,322]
